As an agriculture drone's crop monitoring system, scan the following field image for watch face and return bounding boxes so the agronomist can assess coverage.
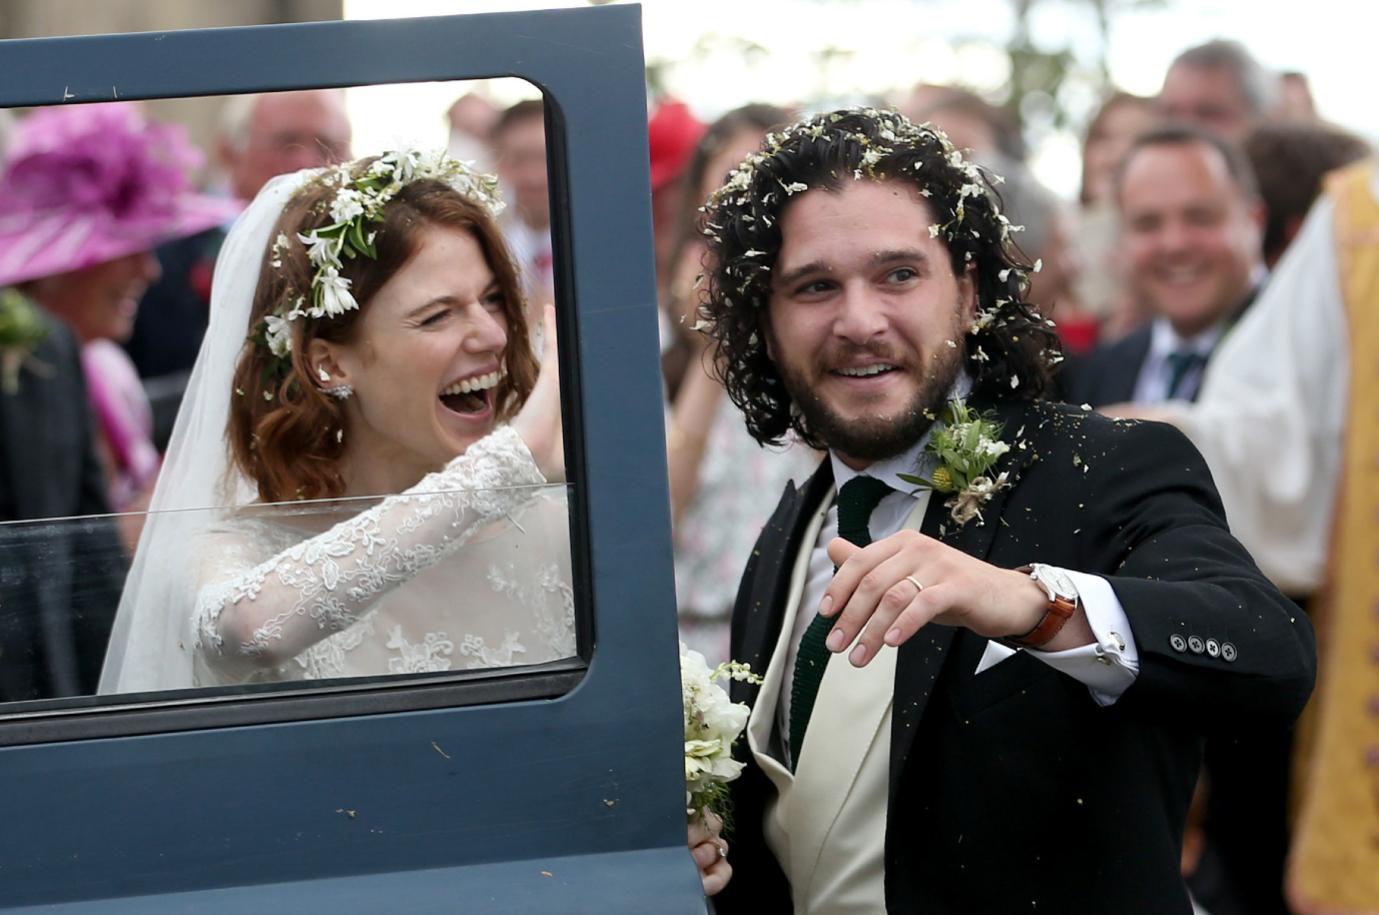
[1032,564,1078,601]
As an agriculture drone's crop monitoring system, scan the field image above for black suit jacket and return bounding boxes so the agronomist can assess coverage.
[715,398,1315,915]
[1060,322,1153,408]
[0,313,126,701]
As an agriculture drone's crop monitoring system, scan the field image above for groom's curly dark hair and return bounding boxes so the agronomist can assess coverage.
[695,107,1061,449]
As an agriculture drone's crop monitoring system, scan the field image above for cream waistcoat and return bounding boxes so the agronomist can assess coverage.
[747,489,930,913]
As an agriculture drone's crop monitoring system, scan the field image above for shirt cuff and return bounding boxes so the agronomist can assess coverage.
[1031,569,1138,705]
[974,569,1140,706]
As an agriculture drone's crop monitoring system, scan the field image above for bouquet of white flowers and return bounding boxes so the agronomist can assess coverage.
[681,643,761,819]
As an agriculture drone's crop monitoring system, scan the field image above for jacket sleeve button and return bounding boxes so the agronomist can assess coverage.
[1205,638,1220,658]
[1221,642,1237,662]
[1170,634,1187,653]
[1187,635,1205,654]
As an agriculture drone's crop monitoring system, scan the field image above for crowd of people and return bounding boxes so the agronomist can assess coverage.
[0,32,1374,914]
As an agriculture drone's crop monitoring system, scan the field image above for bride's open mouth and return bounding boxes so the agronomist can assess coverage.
[438,367,503,417]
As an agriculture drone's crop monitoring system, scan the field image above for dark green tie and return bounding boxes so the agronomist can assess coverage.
[1165,350,1207,400]
[788,474,892,769]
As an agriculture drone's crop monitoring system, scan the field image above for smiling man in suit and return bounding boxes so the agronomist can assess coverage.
[1062,125,1265,408]
[697,108,1314,915]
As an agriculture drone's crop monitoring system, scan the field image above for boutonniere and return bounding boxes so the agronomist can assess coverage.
[0,288,50,395]
[899,399,1011,527]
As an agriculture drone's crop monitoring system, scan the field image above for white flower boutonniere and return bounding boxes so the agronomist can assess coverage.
[0,288,50,395]
[899,399,1012,527]
[681,643,761,821]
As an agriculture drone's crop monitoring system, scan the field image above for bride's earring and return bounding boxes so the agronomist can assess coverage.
[316,364,351,399]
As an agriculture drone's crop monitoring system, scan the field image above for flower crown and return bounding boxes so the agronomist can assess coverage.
[256,147,505,361]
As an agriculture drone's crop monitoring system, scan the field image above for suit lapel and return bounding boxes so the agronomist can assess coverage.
[888,397,1039,809]
[734,459,833,708]
[1116,327,1153,405]
[10,319,83,520]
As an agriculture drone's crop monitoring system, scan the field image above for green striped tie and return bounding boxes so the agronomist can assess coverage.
[788,475,892,770]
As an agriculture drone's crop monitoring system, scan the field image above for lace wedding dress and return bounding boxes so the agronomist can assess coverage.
[191,427,575,687]
[99,169,576,694]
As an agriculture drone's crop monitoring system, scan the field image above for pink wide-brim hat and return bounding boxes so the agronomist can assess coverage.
[0,102,242,288]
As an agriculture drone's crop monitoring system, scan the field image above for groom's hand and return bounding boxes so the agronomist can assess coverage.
[688,810,731,896]
[819,531,1088,667]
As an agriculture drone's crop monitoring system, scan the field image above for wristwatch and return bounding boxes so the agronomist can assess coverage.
[1007,563,1080,649]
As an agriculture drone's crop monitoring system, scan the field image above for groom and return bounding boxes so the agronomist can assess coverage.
[699,109,1315,914]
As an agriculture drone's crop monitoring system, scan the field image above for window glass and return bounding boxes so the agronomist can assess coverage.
[0,78,578,714]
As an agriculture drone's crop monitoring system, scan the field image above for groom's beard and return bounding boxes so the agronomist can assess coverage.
[774,334,966,464]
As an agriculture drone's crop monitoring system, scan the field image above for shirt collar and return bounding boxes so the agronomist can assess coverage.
[1148,316,1224,361]
[828,372,972,497]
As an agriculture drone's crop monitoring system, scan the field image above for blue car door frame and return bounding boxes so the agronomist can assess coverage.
[0,7,698,911]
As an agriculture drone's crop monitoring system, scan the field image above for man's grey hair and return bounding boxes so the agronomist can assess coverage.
[216,89,349,151]
[1171,39,1278,116]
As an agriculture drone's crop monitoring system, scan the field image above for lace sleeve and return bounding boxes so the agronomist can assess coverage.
[193,425,547,677]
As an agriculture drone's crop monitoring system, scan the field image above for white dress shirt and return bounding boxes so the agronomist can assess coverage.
[1132,318,1225,405]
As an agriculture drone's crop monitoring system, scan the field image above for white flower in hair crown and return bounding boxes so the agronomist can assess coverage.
[259,147,504,361]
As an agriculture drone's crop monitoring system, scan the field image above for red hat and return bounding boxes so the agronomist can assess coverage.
[648,100,705,192]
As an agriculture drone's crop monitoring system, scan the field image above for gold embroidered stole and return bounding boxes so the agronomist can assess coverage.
[1289,159,1379,910]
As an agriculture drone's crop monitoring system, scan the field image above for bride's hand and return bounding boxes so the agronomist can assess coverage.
[688,809,732,896]
[512,304,565,482]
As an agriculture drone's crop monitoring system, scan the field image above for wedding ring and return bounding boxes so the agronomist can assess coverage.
[717,845,729,859]
[904,575,925,594]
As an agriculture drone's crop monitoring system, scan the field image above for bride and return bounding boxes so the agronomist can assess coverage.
[98,146,733,896]
[99,149,573,693]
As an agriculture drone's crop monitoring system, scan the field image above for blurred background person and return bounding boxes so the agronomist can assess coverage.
[1271,70,1320,123]
[1104,154,1379,915]
[660,103,816,665]
[901,82,1025,162]
[899,84,1094,349]
[1245,120,1368,268]
[0,284,121,702]
[0,103,239,520]
[491,98,554,306]
[1062,125,1264,409]
[1157,38,1278,145]
[123,89,352,447]
[647,97,705,307]
[0,102,234,701]
[446,90,498,173]
[1073,91,1159,343]
[995,159,1090,352]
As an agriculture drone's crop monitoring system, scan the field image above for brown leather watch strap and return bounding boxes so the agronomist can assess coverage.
[1009,593,1077,648]
[1005,564,1079,649]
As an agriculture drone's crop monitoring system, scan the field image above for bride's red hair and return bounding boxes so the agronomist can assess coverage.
[228,167,537,503]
